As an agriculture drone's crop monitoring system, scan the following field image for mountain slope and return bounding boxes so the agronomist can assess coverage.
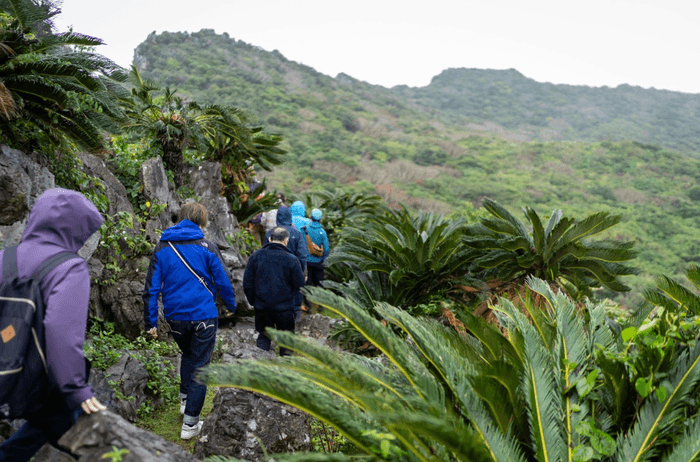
[133,29,700,303]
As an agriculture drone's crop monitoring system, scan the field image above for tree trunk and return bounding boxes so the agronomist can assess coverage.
[162,147,185,189]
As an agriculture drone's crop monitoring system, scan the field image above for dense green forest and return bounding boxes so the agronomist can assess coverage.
[134,29,700,305]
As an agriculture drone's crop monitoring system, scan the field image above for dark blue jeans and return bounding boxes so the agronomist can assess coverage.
[307,262,324,287]
[168,317,217,425]
[0,407,79,461]
[255,309,295,356]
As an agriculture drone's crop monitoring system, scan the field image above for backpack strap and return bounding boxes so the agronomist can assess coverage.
[3,246,79,283]
[32,252,81,282]
[168,242,214,297]
[2,245,19,281]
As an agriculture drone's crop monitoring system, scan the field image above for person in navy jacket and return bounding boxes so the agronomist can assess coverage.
[142,202,235,440]
[244,226,305,356]
[264,205,307,321]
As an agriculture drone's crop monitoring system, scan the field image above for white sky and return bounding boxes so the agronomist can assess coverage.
[54,0,700,94]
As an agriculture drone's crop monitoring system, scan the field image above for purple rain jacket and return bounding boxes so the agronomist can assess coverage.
[0,188,103,410]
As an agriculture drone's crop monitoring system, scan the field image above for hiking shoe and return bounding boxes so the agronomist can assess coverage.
[181,421,203,440]
[180,399,186,415]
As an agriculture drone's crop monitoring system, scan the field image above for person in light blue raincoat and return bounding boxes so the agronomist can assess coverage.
[302,208,330,288]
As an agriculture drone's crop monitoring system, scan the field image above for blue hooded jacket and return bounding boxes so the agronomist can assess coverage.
[264,205,307,271]
[303,219,330,264]
[291,201,311,231]
[142,220,236,329]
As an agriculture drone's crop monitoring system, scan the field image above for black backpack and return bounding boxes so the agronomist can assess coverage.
[0,246,80,418]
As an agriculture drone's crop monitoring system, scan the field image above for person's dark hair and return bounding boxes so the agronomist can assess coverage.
[179,202,208,227]
[269,226,289,243]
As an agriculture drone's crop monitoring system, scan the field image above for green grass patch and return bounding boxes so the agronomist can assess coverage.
[137,386,218,453]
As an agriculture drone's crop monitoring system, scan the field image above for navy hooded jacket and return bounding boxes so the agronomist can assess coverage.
[243,242,305,311]
[142,220,236,329]
[264,205,307,271]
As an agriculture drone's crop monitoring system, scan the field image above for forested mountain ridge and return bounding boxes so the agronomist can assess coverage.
[134,29,700,303]
[135,29,700,154]
[396,68,700,153]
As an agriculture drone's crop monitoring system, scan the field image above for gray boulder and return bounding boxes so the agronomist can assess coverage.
[100,280,148,339]
[296,314,344,347]
[194,387,310,461]
[31,410,198,461]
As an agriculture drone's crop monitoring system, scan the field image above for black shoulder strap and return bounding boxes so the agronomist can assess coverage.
[2,246,78,284]
[32,252,81,282]
[2,245,19,280]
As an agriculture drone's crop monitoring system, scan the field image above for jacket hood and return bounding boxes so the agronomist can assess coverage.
[22,188,103,252]
[161,219,204,241]
[276,206,292,226]
[290,201,306,217]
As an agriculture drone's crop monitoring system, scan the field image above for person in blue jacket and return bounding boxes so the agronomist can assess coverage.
[265,205,307,320]
[244,227,305,356]
[290,200,310,231]
[302,208,331,288]
[142,202,236,440]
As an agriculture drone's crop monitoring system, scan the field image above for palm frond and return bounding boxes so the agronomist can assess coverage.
[306,287,438,400]
[482,197,529,237]
[520,323,568,462]
[615,343,700,462]
[658,413,700,462]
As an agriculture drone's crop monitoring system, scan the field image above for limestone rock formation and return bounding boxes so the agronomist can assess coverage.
[0,145,55,243]
[194,388,310,461]
[31,411,198,462]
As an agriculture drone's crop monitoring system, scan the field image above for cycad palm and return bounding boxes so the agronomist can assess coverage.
[643,265,700,316]
[203,280,700,462]
[122,65,285,192]
[465,198,638,299]
[0,0,126,151]
[326,206,477,307]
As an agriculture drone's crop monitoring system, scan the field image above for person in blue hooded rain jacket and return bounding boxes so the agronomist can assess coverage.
[290,200,310,231]
[264,205,307,320]
[289,201,310,317]
[302,208,330,288]
[142,202,236,440]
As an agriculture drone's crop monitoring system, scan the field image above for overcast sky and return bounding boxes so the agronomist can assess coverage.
[53,0,700,94]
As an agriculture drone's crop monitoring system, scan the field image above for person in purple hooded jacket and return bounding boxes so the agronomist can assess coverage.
[0,188,106,461]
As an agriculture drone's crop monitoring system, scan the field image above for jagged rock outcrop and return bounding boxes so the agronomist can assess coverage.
[0,145,55,242]
[186,161,252,315]
[78,154,134,217]
[87,350,177,423]
[31,411,198,462]
[296,314,343,346]
[194,387,311,461]
[0,147,251,331]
